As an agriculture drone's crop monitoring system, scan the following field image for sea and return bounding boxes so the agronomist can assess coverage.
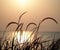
[0,31,60,41]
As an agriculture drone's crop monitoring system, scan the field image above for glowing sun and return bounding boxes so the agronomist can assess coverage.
[20,0,28,6]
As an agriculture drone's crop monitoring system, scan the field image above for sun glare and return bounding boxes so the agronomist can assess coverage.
[20,0,28,6]
[15,0,37,10]
[16,31,34,44]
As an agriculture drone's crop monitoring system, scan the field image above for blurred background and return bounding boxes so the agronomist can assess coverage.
[0,0,60,32]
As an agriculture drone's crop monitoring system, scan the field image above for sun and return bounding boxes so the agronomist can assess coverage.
[20,0,28,6]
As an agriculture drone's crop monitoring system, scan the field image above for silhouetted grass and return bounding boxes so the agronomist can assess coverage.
[0,12,59,50]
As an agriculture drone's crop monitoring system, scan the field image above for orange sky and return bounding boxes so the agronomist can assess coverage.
[0,0,60,32]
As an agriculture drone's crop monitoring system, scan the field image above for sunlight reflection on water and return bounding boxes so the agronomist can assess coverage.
[0,31,60,41]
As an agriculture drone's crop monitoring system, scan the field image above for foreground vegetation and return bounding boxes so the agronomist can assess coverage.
[0,12,60,50]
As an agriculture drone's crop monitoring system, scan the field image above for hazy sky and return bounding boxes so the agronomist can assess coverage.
[0,0,60,32]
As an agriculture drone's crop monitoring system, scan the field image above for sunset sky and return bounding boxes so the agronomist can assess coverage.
[0,0,60,32]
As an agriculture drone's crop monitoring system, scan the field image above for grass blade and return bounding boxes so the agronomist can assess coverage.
[38,17,58,30]
[18,12,27,24]
[26,22,37,30]
[5,22,18,30]
[15,23,23,31]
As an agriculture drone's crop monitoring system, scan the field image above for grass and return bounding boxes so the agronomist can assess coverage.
[0,12,60,50]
